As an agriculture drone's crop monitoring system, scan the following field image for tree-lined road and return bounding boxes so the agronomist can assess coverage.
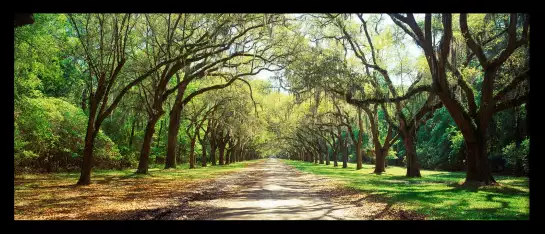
[122,158,418,220]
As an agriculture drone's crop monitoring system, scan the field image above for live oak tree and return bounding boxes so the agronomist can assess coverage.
[389,13,529,185]
[68,14,188,184]
[14,13,530,186]
[331,14,445,177]
[161,14,300,170]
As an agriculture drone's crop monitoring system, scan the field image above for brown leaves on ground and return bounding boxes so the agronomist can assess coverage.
[14,167,255,220]
[14,160,426,220]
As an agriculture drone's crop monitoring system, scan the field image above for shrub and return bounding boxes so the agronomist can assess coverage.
[502,138,529,176]
[14,97,121,172]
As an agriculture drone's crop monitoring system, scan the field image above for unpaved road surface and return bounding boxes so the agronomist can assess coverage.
[203,158,361,220]
[123,158,423,220]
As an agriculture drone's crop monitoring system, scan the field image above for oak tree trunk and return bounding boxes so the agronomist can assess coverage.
[226,148,231,165]
[374,149,386,174]
[342,140,348,168]
[155,120,164,164]
[136,115,160,174]
[404,132,421,177]
[77,98,99,185]
[210,140,217,166]
[465,134,496,185]
[218,143,225,165]
[165,103,183,169]
[189,138,196,169]
[201,140,207,167]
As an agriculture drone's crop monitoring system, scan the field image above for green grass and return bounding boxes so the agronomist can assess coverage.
[282,159,529,220]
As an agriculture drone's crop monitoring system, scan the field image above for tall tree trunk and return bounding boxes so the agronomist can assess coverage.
[335,130,342,167]
[165,74,189,169]
[201,139,207,167]
[333,149,338,167]
[165,103,183,169]
[319,150,324,164]
[136,115,160,174]
[233,145,239,163]
[326,150,330,165]
[77,101,98,185]
[176,134,183,164]
[356,141,362,170]
[78,136,95,185]
[404,131,421,177]
[465,131,496,185]
[155,120,164,164]
[364,106,392,174]
[356,109,364,170]
[218,143,225,165]
[189,137,196,169]
[374,149,386,174]
[129,114,137,148]
[330,133,337,166]
[342,139,348,168]
[210,138,217,166]
[226,148,231,165]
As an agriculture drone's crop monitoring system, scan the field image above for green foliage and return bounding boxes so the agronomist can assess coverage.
[502,138,529,176]
[14,14,83,102]
[447,126,464,158]
[14,97,120,172]
[416,107,462,170]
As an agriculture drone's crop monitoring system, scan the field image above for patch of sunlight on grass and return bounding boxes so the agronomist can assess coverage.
[281,159,529,220]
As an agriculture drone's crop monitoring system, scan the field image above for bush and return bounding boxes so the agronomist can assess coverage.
[14,97,121,172]
[502,138,529,176]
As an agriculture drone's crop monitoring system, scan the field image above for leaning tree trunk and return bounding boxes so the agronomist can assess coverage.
[165,103,183,169]
[77,98,100,185]
[78,137,96,184]
[78,130,97,185]
[165,82,188,169]
[136,115,160,174]
[154,120,164,164]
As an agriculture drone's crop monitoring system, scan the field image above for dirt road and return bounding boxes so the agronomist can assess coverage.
[128,158,421,220]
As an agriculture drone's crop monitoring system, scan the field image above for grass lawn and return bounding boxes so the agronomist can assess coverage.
[14,160,264,220]
[282,159,529,220]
